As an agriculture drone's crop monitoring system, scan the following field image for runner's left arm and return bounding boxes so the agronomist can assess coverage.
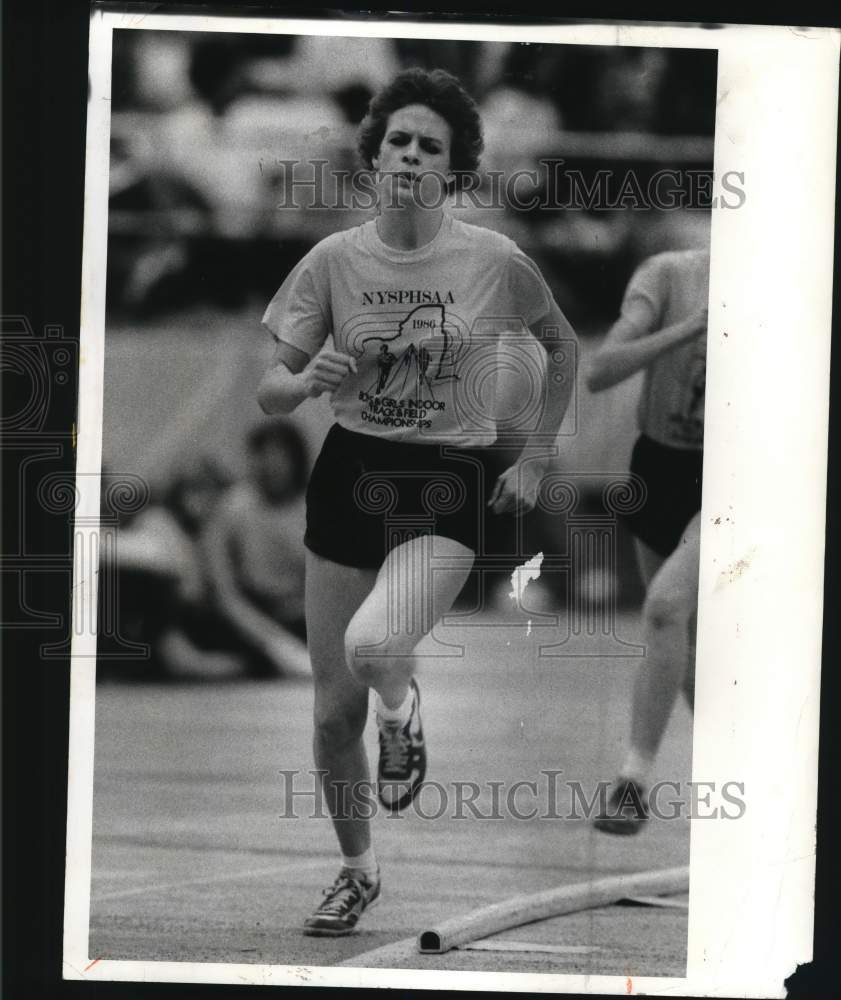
[488,301,579,515]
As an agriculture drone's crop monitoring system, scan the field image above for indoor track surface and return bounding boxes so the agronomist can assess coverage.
[90,613,692,979]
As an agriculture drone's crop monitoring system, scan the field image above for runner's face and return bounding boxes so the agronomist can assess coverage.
[372,103,453,206]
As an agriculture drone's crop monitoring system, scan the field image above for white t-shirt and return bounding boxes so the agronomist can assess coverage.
[262,213,556,446]
[621,249,709,450]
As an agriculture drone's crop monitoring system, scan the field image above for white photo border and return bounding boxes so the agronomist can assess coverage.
[63,9,839,997]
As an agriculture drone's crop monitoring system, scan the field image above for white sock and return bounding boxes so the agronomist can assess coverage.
[342,847,378,881]
[620,748,655,787]
[375,685,413,725]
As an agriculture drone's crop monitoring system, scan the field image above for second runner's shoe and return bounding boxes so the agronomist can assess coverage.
[376,678,426,812]
[593,776,650,835]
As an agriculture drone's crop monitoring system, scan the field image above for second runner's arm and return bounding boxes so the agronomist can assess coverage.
[585,299,707,393]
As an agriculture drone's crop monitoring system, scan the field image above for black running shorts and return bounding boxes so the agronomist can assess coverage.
[305,424,512,569]
[623,434,703,558]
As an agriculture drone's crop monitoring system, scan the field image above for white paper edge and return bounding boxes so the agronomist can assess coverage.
[62,10,839,997]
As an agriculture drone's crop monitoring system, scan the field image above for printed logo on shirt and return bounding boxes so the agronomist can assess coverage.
[341,302,469,430]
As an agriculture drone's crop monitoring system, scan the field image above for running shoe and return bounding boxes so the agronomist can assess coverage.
[376,678,426,812]
[302,867,381,937]
[593,776,649,835]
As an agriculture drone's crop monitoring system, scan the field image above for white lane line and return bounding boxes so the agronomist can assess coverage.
[92,858,325,903]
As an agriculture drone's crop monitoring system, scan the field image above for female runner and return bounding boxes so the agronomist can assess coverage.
[258,68,579,935]
[587,247,708,834]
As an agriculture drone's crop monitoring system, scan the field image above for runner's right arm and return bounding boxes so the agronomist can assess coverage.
[257,340,357,415]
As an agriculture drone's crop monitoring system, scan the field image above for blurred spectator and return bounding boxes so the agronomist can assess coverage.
[534,210,637,331]
[110,30,194,112]
[592,47,669,132]
[392,38,483,94]
[496,43,673,135]
[244,35,398,97]
[480,85,561,176]
[333,82,375,126]
[99,457,236,679]
[654,49,718,135]
[97,467,176,678]
[162,457,234,583]
[497,41,569,107]
[631,209,712,260]
[202,417,309,678]
[108,121,215,317]
[188,33,299,115]
[152,457,249,677]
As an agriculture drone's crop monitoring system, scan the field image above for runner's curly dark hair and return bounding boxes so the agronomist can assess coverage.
[357,68,483,192]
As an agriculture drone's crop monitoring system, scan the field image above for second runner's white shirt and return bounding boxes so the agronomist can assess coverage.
[620,249,709,450]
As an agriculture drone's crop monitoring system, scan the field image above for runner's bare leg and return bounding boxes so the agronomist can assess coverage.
[629,513,702,762]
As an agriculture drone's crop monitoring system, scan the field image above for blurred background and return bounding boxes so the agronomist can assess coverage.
[99,28,717,679]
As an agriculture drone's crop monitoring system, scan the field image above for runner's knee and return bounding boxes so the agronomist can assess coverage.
[343,618,404,686]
